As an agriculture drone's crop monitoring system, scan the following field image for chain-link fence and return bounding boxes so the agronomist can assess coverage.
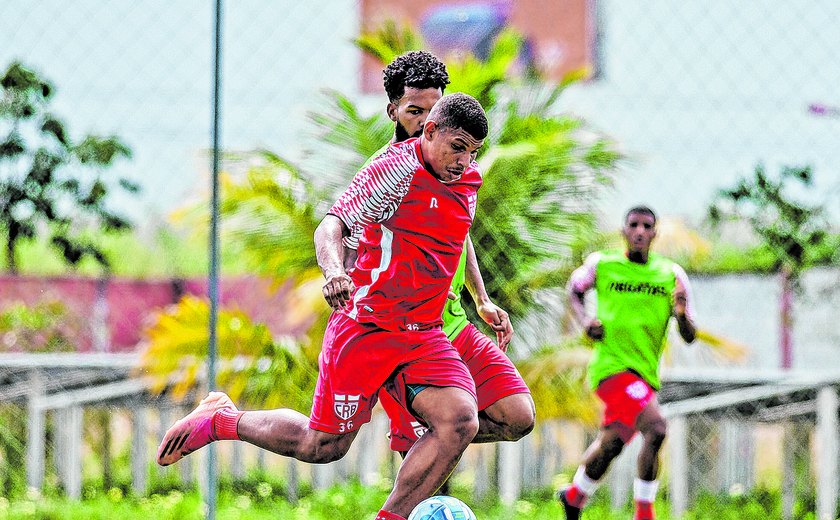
[2,0,840,518]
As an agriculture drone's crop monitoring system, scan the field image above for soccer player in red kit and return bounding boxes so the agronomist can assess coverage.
[371,51,534,456]
[157,92,489,520]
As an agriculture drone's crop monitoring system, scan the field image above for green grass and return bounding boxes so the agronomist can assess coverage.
[0,478,816,520]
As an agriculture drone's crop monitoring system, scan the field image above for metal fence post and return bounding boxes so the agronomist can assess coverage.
[26,370,46,493]
[669,415,688,519]
[816,386,839,520]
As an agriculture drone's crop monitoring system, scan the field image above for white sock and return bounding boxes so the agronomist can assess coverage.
[633,478,659,503]
[573,465,599,496]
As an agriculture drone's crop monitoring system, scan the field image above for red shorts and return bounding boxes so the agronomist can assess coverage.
[595,371,655,442]
[309,312,475,434]
[383,323,530,452]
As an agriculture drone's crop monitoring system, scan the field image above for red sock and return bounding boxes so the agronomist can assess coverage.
[634,500,655,520]
[375,511,406,520]
[565,484,588,508]
[213,408,245,440]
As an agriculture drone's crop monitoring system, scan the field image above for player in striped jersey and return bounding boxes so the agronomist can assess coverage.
[558,206,697,520]
[157,93,490,520]
[369,51,533,458]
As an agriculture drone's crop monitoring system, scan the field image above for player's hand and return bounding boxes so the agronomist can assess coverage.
[322,272,354,311]
[477,301,514,352]
[447,288,458,300]
[674,281,688,317]
[585,318,604,340]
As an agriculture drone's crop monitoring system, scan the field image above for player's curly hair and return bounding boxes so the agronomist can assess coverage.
[383,50,450,103]
[429,92,488,141]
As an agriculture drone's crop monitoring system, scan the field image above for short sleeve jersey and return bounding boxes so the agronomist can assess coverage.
[329,138,481,332]
[568,250,695,390]
[365,143,471,341]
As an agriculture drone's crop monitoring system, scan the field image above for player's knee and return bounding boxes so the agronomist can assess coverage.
[503,396,536,441]
[603,435,626,458]
[450,407,480,446]
[431,403,479,448]
[643,419,667,448]
[300,432,352,464]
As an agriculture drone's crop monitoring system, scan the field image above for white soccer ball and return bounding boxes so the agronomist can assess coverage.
[407,495,477,520]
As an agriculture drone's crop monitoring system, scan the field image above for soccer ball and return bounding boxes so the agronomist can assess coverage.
[407,495,477,520]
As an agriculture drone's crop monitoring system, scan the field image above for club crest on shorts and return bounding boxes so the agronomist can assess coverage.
[626,381,649,400]
[410,421,428,439]
[333,394,361,421]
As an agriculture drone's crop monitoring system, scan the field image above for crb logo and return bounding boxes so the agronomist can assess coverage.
[333,394,361,421]
[626,381,649,400]
[410,421,428,439]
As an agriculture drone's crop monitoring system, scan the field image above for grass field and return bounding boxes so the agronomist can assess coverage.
[0,479,810,520]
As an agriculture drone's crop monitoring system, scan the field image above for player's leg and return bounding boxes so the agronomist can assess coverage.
[157,312,388,467]
[559,371,650,518]
[581,423,629,478]
[558,423,627,519]
[157,392,359,466]
[377,331,478,518]
[380,385,478,517]
[558,425,626,519]
[236,410,359,463]
[378,388,423,457]
[633,395,667,520]
[376,323,534,456]
[476,393,535,442]
[454,324,534,442]
[636,394,666,479]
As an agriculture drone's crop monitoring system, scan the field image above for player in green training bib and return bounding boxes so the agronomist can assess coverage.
[360,51,533,458]
[558,206,696,520]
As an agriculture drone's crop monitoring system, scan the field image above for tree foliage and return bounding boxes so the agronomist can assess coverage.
[139,154,329,406]
[0,61,138,273]
[0,299,83,353]
[140,296,316,410]
[707,164,832,277]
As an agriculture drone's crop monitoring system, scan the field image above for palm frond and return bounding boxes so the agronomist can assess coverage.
[472,101,621,317]
[138,295,316,410]
[304,89,394,191]
[516,340,599,424]
[354,20,424,64]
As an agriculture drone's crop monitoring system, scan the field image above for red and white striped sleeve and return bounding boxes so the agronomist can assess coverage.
[672,263,696,321]
[568,252,600,294]
[567,252,600,327]
[328,153,416,250]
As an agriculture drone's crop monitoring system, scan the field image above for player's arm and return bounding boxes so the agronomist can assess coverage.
[319,160,403,310]
[314,215,354,311]
[463,234,514,351]
[567,253,603,340]
[340,150,387,275]
[673,264,697,343]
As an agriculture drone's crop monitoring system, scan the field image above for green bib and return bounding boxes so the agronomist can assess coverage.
[363,143,469,341]
[442,248,469,340]
[589,250,676,390]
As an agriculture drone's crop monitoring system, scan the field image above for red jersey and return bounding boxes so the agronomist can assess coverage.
[328,138,481,332]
